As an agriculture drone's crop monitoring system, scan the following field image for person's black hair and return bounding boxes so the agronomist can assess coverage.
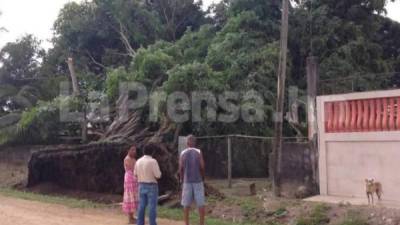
[144,143,158,156]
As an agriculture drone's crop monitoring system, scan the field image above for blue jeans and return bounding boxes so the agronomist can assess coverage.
[137,183,159,225]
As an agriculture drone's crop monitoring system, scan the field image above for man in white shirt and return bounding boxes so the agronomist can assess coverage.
[135,144,162,225]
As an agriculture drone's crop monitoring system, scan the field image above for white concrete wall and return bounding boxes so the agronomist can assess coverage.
[317,89,400,202]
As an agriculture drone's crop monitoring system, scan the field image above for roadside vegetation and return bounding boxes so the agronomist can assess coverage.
[0,187,383,225]
[1,0,400,145]
[0,188,104,209]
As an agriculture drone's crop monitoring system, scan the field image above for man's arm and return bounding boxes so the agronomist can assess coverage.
[199,151,205,181]
[179,153,184,184]
[153,160,162,179]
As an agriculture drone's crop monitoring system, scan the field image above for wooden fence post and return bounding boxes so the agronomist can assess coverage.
[227,136,232,188]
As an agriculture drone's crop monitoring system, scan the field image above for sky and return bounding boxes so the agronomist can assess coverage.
[0,0,399,50]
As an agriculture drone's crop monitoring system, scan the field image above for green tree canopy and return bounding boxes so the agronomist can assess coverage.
[0,35,44,82]
[2,0,400,145]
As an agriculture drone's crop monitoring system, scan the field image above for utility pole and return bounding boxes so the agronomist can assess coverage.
[270,0,290,197]
[307,56,319,192]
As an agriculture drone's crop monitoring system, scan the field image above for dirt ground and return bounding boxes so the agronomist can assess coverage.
[207,179,400,225]
[0,195,182,225]
[4,147,400,225]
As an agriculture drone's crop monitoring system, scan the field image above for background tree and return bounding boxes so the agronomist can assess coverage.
[146,0,208,41]
[0,35,44,82]
[0,35,64,145]
[48,0,208,78]
[1,0,400,146]
[0,35,46,116]
[290,0,400,93]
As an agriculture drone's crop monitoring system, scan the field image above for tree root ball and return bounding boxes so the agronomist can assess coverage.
[27,142,178,195]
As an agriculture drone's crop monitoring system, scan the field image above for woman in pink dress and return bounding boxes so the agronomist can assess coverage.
[123,146,139,224]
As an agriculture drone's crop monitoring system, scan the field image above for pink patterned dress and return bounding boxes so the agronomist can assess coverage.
[122,169,138,214]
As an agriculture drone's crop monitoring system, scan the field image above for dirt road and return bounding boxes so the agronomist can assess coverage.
[0,195,183,225]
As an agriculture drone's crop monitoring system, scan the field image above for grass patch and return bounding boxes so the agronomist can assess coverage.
[223,196,260,215]
[274,207,288,218]
[158,206,265,225]
[0,188,284,225]
[339,210,369,225]
[296,203,331,225]
[340,219,369,225]
[0,188,263,224]
[0,188,105,208]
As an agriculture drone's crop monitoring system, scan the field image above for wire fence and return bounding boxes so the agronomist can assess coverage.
[318,72,400,95]
[193,135,308,188]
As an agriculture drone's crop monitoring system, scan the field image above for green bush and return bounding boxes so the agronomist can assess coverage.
[0,96,82,145]
[105,67,132,102]
[339,211,369,225]
[296,204,331,225]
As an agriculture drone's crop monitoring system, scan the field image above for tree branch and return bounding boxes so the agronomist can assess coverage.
[86,50,106,69]
[67,58,80,96]
[117,20,136,58]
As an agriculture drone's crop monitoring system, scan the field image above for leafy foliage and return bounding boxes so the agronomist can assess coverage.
[290,0,400,88]
[0,35,44,82]
[103,4,283,136]
[47,0,208,76]
[0,96,82,145]
[164,62,226,93]
[1,0,400,144]
[147,0,209,41]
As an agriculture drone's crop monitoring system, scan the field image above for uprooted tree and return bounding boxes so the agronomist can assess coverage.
[3,0,400,195]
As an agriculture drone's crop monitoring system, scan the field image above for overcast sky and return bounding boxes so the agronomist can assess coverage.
[0,0,399,50]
